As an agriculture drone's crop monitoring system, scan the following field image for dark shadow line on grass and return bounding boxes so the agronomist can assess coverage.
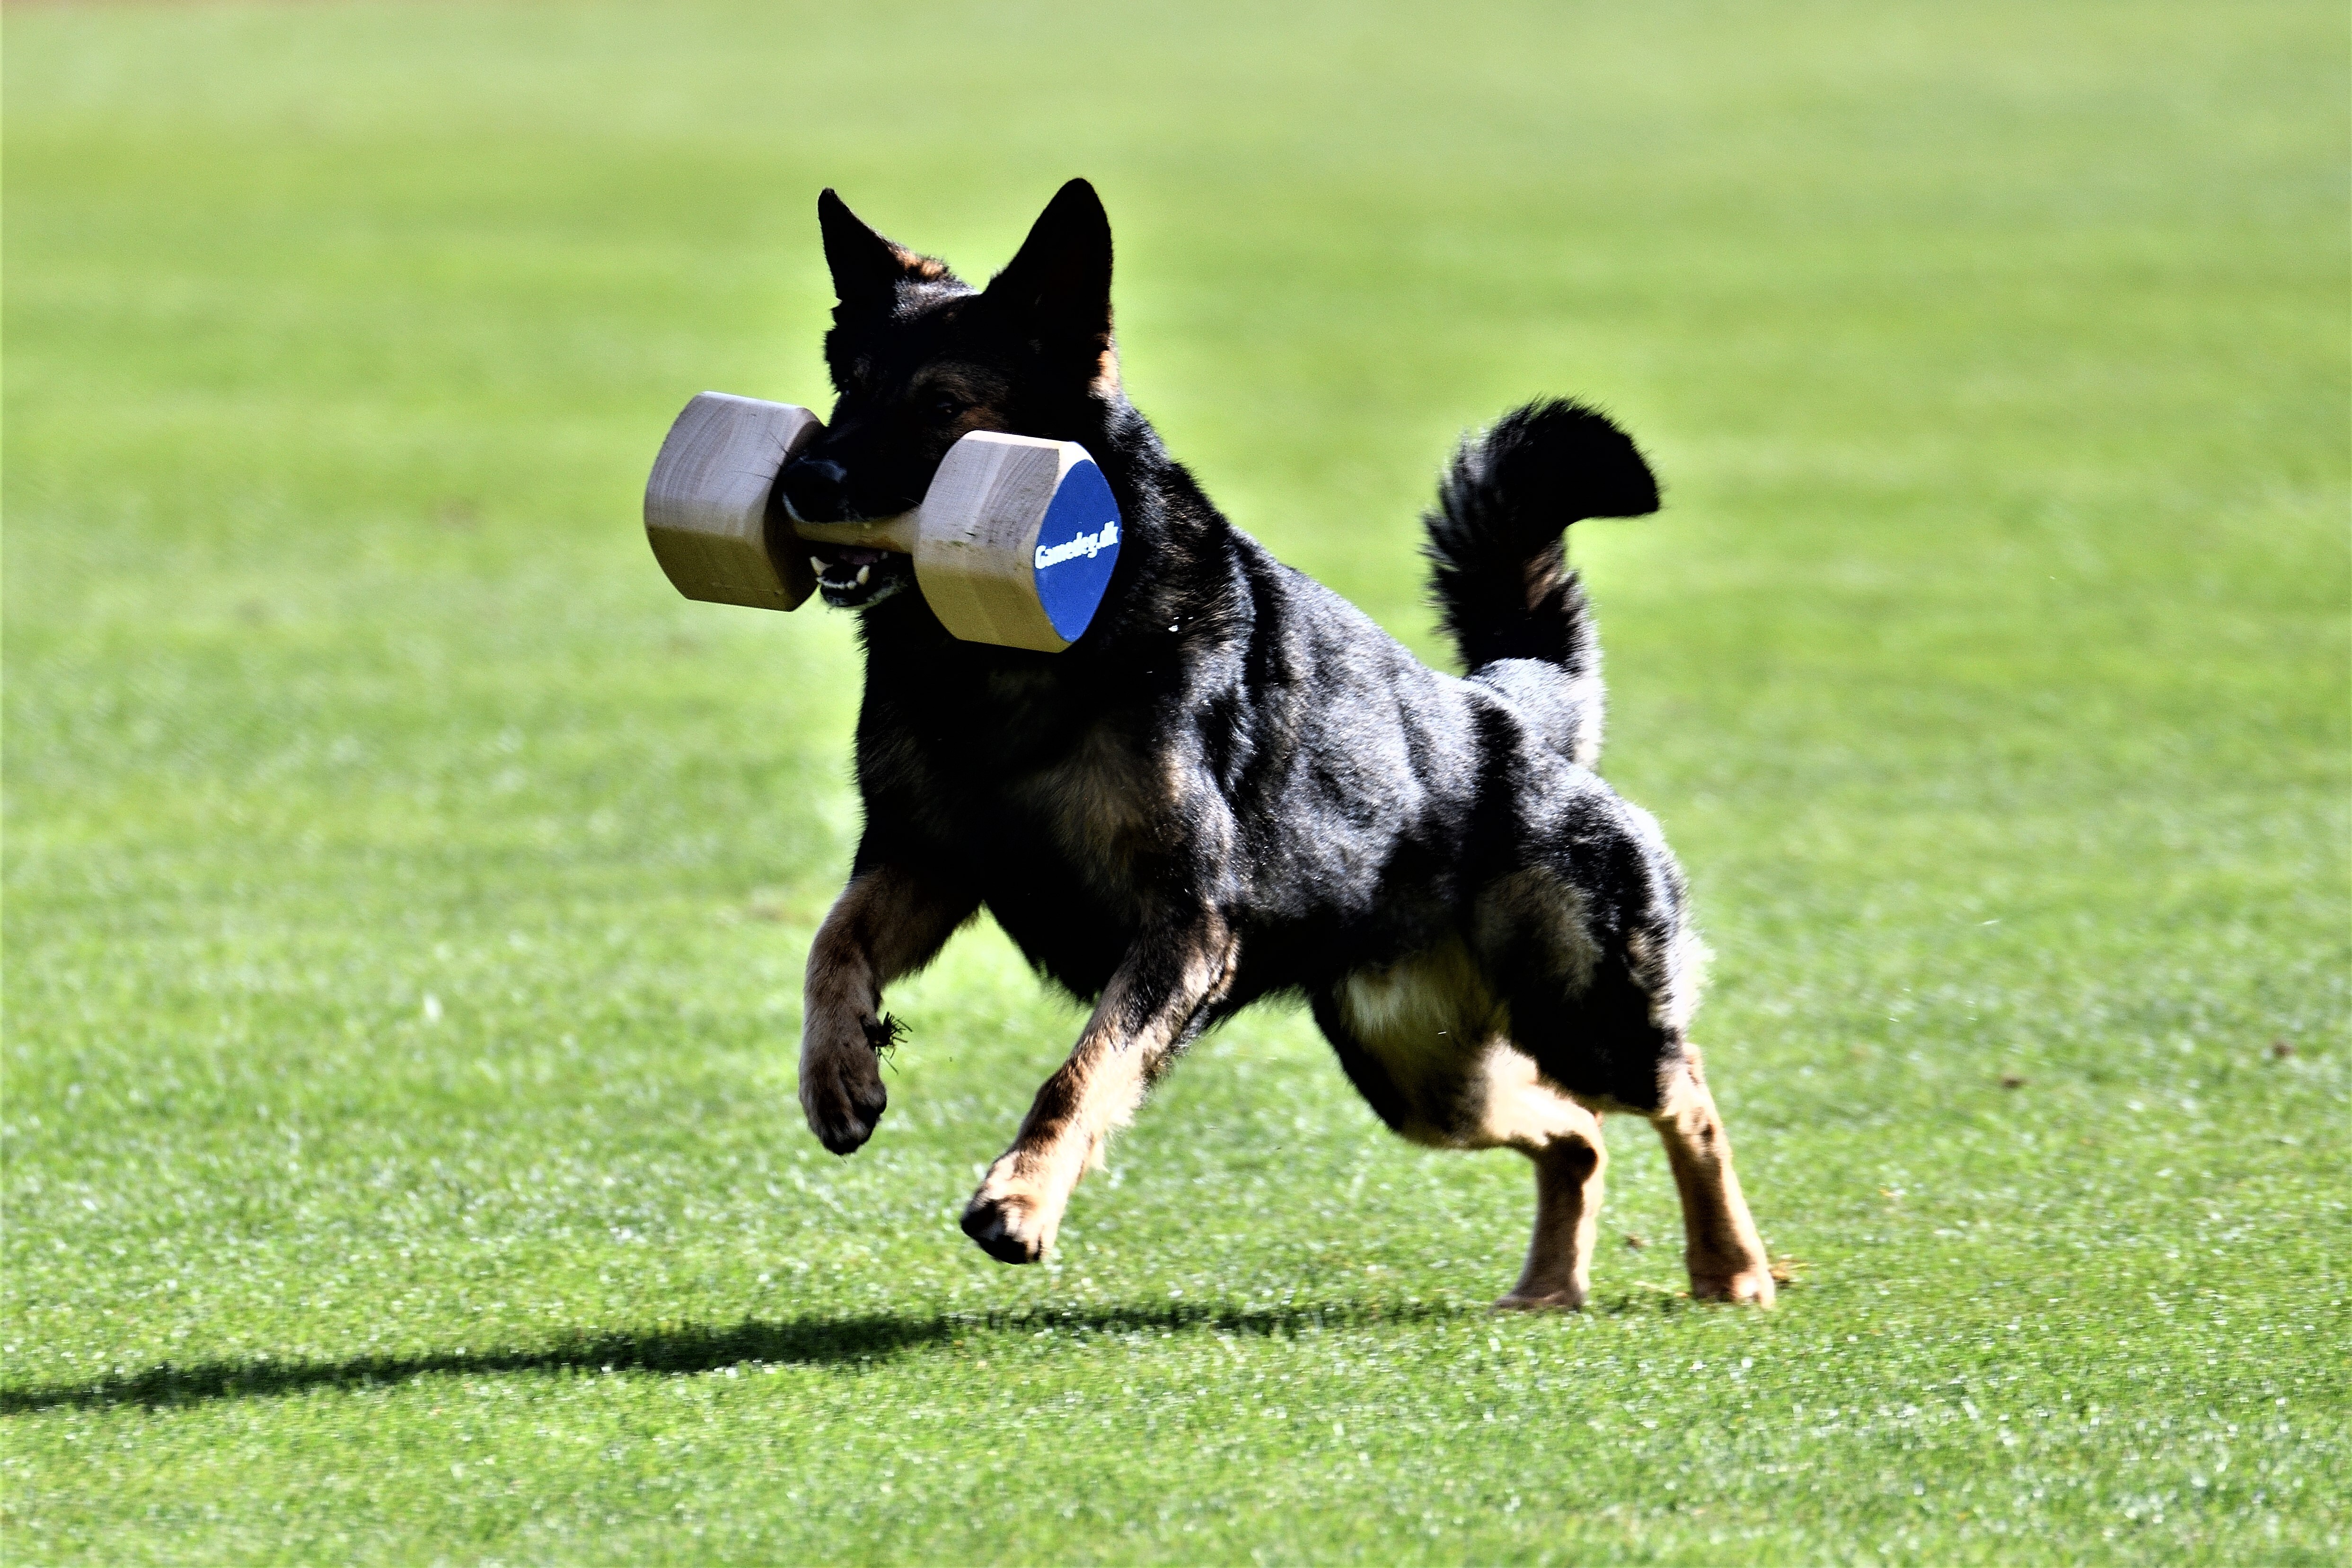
[1,1297,1476,1415]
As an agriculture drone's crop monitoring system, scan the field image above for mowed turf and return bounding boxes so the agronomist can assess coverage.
[3,1,2345,1561]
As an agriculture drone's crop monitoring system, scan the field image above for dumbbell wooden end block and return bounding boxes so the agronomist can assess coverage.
[645,392,1123,653]
[643,392,822,611]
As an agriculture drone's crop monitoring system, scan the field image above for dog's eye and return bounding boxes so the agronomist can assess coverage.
[927,392,968,420]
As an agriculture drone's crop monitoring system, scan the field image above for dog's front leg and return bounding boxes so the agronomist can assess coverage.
[962,911,1237,1264]
[800,864,977,1155]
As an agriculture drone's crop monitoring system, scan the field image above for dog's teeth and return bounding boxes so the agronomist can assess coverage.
[856,565,871,586]
[810,556,828,577]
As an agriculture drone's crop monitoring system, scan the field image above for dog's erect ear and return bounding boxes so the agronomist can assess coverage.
[818,188,948,303]
[986,179,1114,356]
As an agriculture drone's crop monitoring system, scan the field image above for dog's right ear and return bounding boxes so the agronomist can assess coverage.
[818,189,949,303]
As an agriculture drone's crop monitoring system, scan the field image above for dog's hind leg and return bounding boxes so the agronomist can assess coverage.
[1475,1050,1609,1312]
[962,910,1237,1265]
[1648,1050,1774,1305]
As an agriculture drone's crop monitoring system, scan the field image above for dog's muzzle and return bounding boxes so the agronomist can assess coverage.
[777,458,916,609]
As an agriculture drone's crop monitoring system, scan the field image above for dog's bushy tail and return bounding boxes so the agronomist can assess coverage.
[1424,399,1658,673]
[1422,399,1658,764]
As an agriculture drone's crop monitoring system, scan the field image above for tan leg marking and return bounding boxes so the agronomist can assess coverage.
[1471,1049,1608,1312]
[1649,1049,1774,1305]
[799,866,976,1156]
[963,914,1236,1264]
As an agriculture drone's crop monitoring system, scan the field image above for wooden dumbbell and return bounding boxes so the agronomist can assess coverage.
[643,391,1122,653]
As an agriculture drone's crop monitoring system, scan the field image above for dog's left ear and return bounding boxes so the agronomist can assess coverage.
[987,179,1115,378]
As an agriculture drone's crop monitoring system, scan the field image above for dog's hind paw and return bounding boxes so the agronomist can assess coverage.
[1688,1264,1776,1307]
[1492,1288,1586,1313]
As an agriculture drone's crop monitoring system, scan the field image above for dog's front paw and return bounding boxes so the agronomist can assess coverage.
[961,1161,1057,1264]
[798,1018,889,1156]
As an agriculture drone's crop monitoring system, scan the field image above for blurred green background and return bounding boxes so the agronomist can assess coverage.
[4,1,2345,1562]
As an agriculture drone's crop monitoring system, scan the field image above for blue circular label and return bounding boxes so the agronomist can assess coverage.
[1030,458,1122,642]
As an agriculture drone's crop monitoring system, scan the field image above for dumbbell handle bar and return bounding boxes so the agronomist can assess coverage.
[795,514,920,556]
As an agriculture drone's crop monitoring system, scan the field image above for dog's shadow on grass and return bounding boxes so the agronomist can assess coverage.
[4,1297,1517,1416]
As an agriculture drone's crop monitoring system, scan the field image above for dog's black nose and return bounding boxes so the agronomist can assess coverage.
[777,458,849,524]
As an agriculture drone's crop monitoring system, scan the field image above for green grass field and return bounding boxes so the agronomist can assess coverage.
[4,1,2346,1561]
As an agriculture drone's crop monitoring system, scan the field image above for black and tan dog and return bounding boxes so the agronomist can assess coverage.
[780,180,1773,1309]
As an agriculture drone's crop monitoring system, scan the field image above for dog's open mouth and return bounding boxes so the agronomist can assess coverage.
[806,543,914,609]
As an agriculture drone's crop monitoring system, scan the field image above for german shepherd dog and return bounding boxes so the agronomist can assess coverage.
[780,179,1773,1310]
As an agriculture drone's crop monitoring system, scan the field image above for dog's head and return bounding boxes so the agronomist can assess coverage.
[778,179,1121,610]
